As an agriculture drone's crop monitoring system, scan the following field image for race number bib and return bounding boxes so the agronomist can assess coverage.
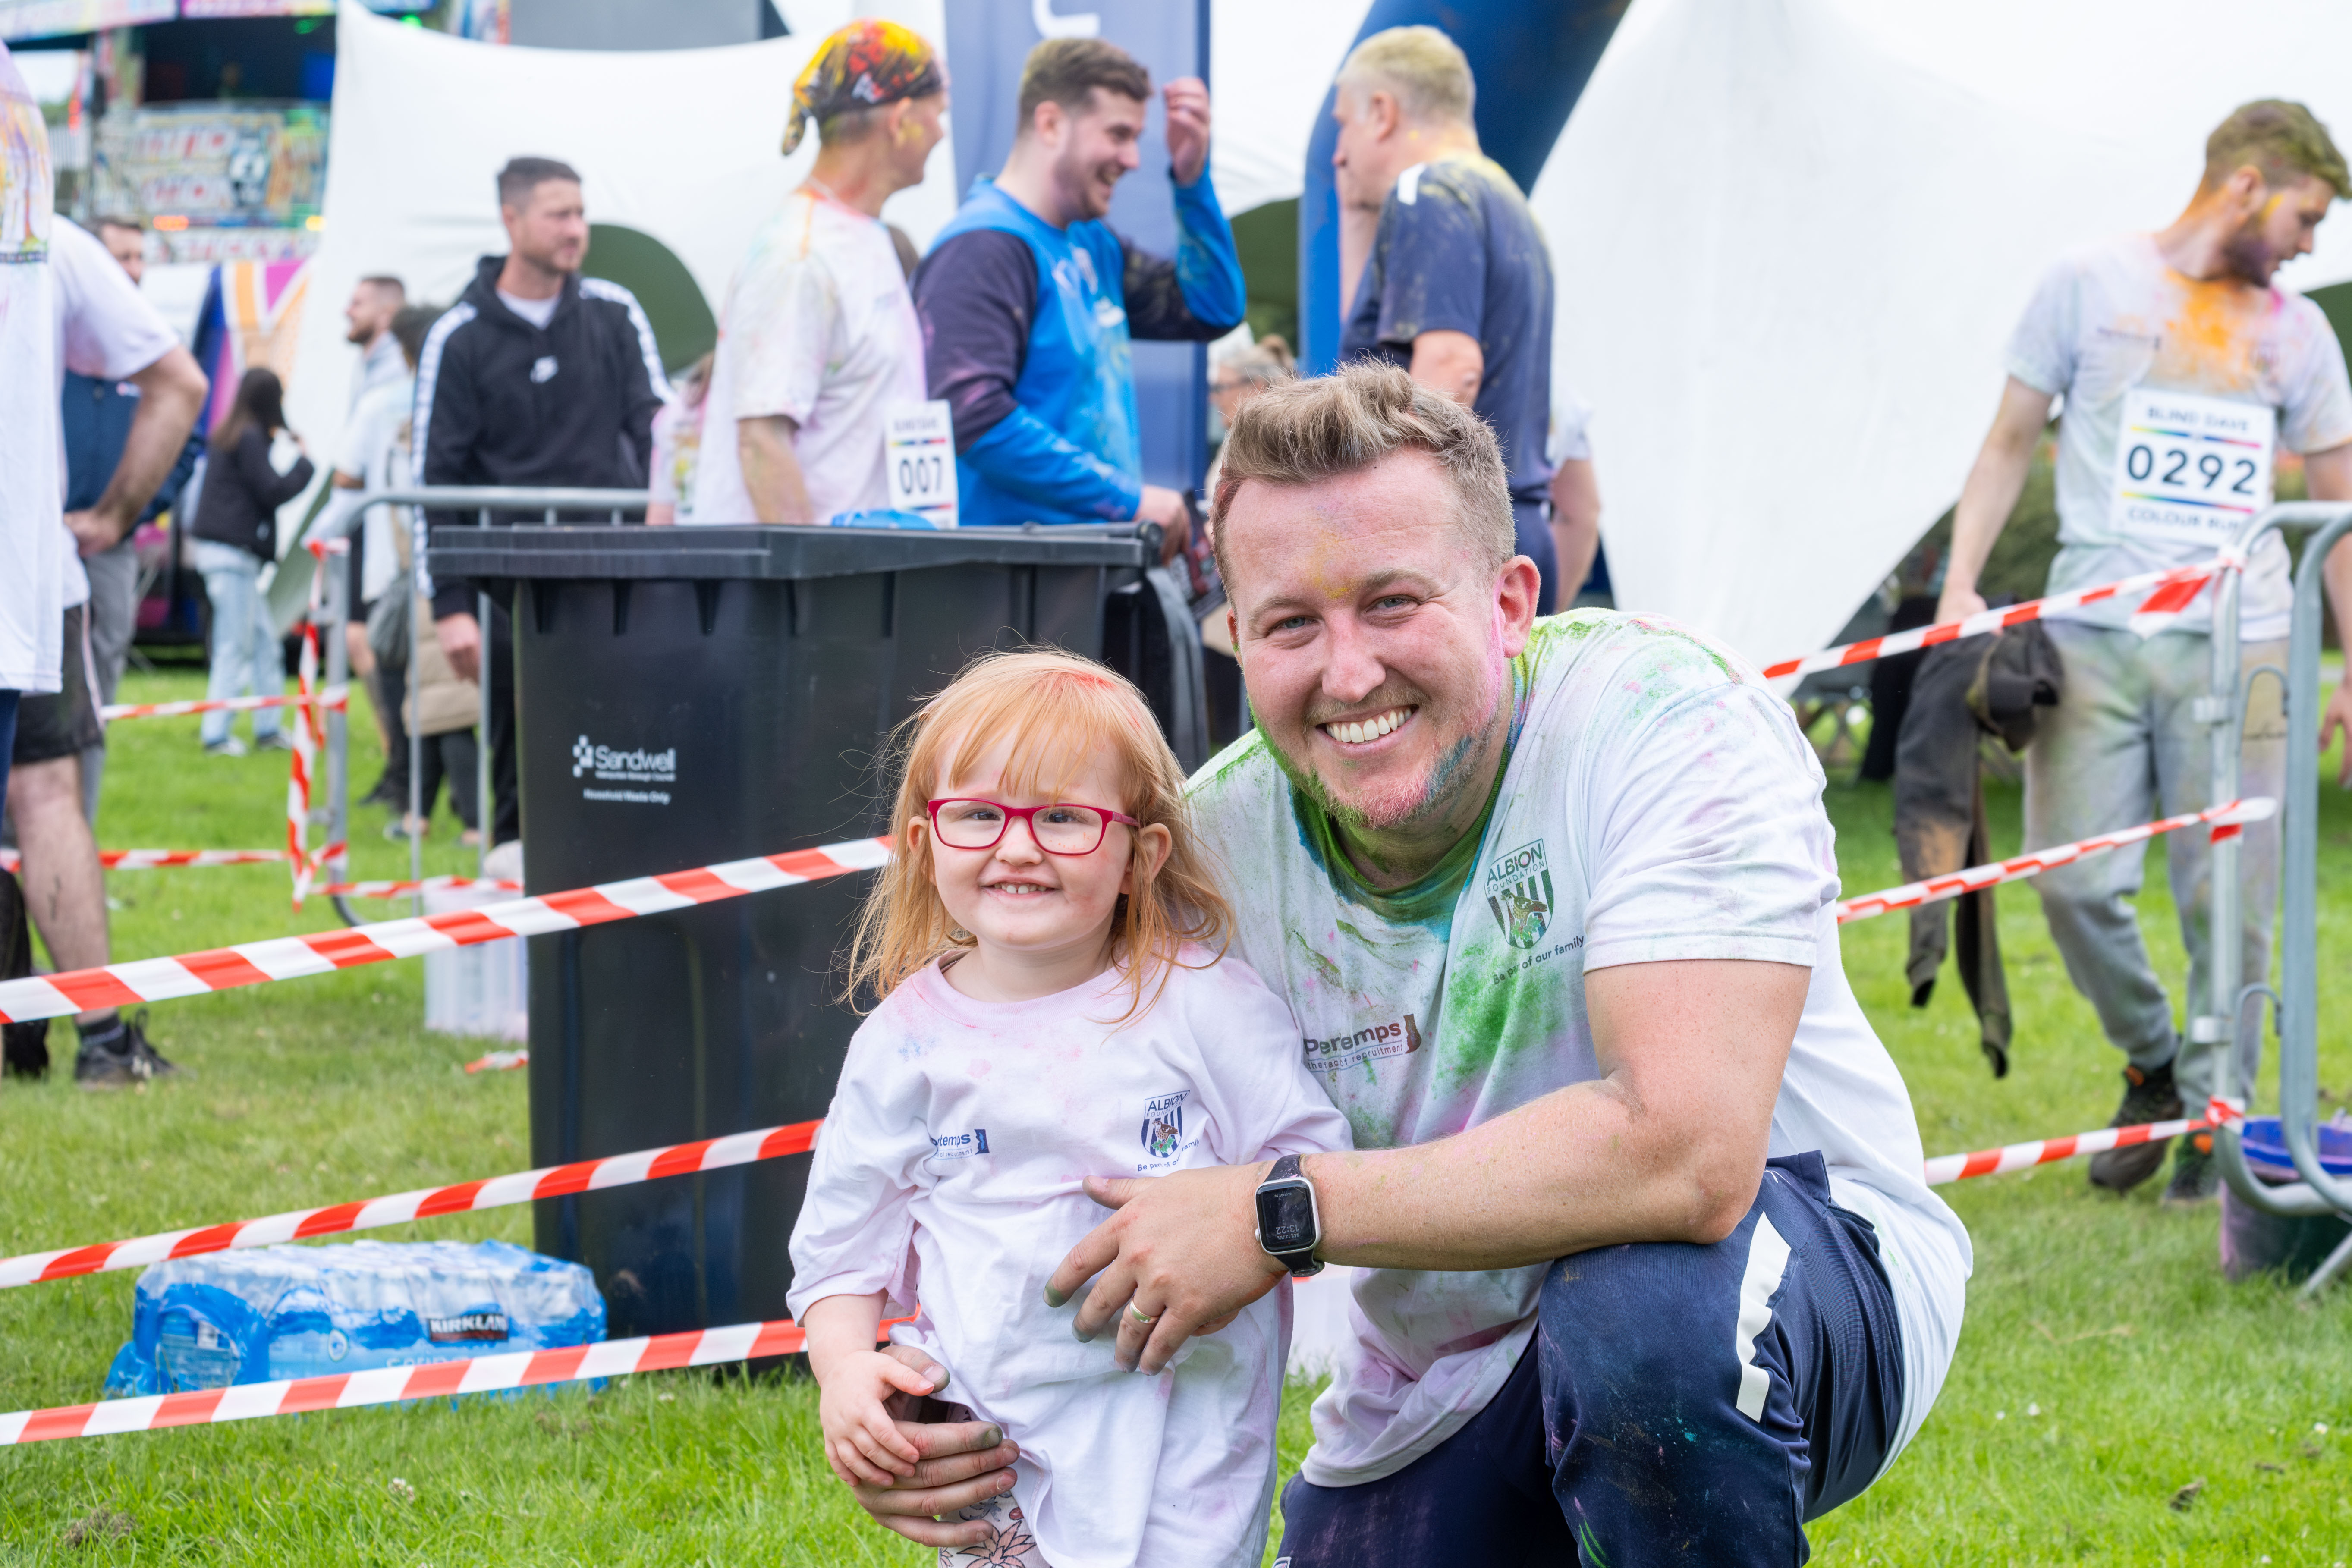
[884,399,958,528]
[2109,387,2274,546]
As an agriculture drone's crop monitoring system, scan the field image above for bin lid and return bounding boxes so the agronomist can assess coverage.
[429,523,1157,582]
[2240,1114,2352,1179]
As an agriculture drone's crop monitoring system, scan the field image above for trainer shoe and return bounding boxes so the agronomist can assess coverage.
[2162,1131,2220,1207]
[203,736,248,758]
[73,1011,184,1090]
[2088,1059,2184,1194]
[253,730,296,752]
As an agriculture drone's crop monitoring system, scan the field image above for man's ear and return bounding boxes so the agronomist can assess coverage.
[1497,555,1542,655]
[1368,90,1402,141]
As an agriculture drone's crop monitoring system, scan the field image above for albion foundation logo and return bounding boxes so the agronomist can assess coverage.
[1140,1090,1193,1160]
[572,734,677,784]
[1485,838,1554,949]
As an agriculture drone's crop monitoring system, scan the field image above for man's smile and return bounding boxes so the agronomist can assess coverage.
[1318,705,1417,749]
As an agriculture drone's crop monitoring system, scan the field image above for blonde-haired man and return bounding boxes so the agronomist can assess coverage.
[1331,25,1569,612]
[1940,100,2352,1202]
[852,363,1967,1564]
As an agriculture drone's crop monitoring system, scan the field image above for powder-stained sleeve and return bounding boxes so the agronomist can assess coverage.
[912,228,1036,451]
[1367,163,1489,350]
[2003,255,2082,399]
[786,1016,927,1320]
[1580,640,1838,972]
[1118,170,1248,342]
[1181,956,1353,1166]
[2282,296,2352,456]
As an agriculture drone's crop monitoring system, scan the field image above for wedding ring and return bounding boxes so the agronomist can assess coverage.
[1127,1302,1157,1326]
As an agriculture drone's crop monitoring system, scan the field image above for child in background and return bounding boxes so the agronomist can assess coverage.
[789,650,1350,1568]
[643,352,710,525]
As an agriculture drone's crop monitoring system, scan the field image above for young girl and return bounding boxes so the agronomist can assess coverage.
[788,650,1350,1568]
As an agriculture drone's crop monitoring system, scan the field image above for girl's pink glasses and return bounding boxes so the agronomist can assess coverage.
[925,798,1141,856]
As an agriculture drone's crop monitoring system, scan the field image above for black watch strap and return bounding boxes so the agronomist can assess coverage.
[1259,1154,1324,1277]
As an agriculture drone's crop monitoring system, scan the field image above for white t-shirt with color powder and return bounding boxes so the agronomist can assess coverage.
[788,951,1352,1568]
[1,41,62,691]
[1188,611,1973,1489]
[2008,233,2352,641]
[333,374,416,604]
[689,185,924,525]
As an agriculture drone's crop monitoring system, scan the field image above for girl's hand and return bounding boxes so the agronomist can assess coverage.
[817,1349,938,1487]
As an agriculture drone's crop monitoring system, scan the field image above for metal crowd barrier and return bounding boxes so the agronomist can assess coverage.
[2205,503,2352,1288]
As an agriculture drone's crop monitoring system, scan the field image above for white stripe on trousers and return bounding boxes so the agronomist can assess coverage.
[1733,1213,1793,1422]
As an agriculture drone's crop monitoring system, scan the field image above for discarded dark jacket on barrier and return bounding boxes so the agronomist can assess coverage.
[1892,620,2063,1078]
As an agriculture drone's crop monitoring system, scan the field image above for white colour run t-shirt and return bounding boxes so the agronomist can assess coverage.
[1189,612,1974,1489]
[788,951,1352,1568]
[0,41,62,691]
[48,213,180,613]
[2009,233,2352,641]
[689,185,924,525]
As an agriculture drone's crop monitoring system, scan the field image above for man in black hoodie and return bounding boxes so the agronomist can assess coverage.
[413,156,667,853]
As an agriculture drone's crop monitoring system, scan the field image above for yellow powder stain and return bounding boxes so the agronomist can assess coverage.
[2150,270,2277,396]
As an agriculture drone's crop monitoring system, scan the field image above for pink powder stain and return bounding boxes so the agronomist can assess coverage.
[970,1059,993,1078]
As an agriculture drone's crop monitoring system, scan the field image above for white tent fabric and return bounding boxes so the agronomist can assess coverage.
[284,0,957,481]
[1533,0,2352,672]
[1208,0,1369,217]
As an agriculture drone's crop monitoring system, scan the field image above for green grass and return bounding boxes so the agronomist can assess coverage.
[6,668,2352,1562]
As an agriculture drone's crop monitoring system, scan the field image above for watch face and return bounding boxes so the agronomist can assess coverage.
[1257,1183,1317,1253]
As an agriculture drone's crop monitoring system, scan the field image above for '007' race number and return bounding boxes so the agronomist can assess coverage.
[2108,386,2275,546]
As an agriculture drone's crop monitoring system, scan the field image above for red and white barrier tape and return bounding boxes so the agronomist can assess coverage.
[0,1317,812,1446]
[0,849,288,874]
[0,837,893,1026]
[1923,1115,2211,1185]
[1762,556,2236,682]
[465,1049,528,1074]
[0,1119,819,1290]
[97,689,349,724]
[314,875,523,900]
[1834,798,2276,924]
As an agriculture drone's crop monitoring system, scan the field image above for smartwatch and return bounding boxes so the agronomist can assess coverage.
[1253,1153,1325,1278]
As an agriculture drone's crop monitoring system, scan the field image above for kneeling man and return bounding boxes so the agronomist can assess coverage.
[860,364,1971,1563]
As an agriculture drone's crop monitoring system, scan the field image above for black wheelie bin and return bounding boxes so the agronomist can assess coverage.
[425,522,1209,1339]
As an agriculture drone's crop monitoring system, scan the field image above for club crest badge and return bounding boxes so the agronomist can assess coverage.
[1141,1090,1189,1160]
[1485,839,1554,950]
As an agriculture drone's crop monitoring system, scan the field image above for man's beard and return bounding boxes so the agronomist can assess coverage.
[1056,147,1122,220]
[1280,662,1508,839]
[2220,215,2284,286]
[346,321,373,345]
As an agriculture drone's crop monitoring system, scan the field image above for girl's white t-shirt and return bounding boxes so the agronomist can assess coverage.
[788,949,1352,1568]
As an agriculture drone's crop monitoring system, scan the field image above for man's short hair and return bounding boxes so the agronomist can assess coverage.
[2204,100,2349,201]
[1210,361,1514,591]
[93,213,143,236]
[496,156,582,211]
[1017,38,1150,131]
[359,275,406,301]
[1338,25,1475,127]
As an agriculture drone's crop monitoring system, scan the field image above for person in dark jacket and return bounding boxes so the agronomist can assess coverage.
[190,367,313,755]
[414,155,667,852]
[63,216,204,818]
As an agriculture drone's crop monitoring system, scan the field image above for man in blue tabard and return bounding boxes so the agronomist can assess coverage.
[912,37,1246,544]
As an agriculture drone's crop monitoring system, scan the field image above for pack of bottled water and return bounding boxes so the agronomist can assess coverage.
[104,1239,604,1398]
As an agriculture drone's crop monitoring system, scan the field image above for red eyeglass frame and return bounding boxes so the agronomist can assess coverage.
[924,798,1143,855]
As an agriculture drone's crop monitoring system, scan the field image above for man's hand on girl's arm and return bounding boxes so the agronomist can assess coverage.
[1045,958,1805,1376]
[803,1293,932,1486]
[843,1342,1022,1549]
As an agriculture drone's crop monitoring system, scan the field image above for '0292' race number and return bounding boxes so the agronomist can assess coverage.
[2108,386,2275,547]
